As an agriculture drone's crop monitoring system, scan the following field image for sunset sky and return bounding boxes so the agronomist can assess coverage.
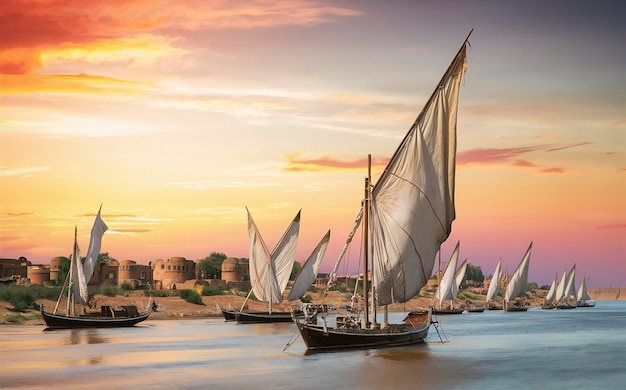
[1,0,624,289]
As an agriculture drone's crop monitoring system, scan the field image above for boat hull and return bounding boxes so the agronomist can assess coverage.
[221,309,238,321]
[234,311,294,323]
[466,307,485,313]
[42,310,150,329]
[433,308,464,315]
[577,301,595,307]
[295,320,430,351]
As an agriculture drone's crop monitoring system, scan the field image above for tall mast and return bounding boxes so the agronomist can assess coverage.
[362,155,370,329]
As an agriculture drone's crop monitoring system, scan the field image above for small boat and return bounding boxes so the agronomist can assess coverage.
[555,264,577,310]
[485,259,503,310]
[541,273,558,309]
[503,243,533,312]
[433,243,465,315]
[576,277,595,307]
[222,209,301,323]
[466,306,485,313]
[294,31,472,351]
[41,207,150,329]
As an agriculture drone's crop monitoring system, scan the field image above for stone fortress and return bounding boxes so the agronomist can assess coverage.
[0,256,250,290]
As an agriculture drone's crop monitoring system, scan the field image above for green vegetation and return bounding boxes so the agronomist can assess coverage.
[300,294,313,303]
[0,287,36,311]
[144,289,170,298]
[120,281,133,291]
[55,256,70,285]
[196,252,227,279]
[178,289,204,305]
[95,284,118,297]
[463,263,485,288]
[290,261,301,280]
[201,285,226,296]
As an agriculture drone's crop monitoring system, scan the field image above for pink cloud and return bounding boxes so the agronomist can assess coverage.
[597,224,626,230]
[284,154,388,172]
[456,147,541,166]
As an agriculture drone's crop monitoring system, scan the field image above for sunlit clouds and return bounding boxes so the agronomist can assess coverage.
[1,0,625,288]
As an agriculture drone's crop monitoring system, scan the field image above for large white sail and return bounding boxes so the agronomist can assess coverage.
[504,242,533,303]
[486,259,502,303]
[288,230,330,301]
[563,264,576,300]
[555,270,568,301]
[74,208,108,305]
[370,44,468,306]
[435,242,460,306]
[545,273,558,303]
[246,208,300,304]
[577,277,591,301]
[453,258,468,297]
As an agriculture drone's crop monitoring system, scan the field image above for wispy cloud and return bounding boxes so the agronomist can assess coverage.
[545,142,590,152]
[0,166,51,177]
[283,154,388,172]
[597,224,626,230]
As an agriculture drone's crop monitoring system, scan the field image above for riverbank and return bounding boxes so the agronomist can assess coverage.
[1,288,622,325]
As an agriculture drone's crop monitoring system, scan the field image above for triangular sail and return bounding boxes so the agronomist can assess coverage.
[577,277,590,301]
[370,41,468,305]
[545,273,558,303]
[327,208,363,287]
[74,207,108,305]
[435,242,460,306]
[453,258,468,297]
[556,270,568,301]
[563,264,576,300]
[288,230,331,301]
[246,208,300,304]
[504,242,532,303]
[486,259,502,303]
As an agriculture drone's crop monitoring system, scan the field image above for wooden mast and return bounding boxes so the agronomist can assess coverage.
[362,155,370,329]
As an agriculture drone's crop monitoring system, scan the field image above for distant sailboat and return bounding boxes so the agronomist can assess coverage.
[576,277,595,307]
[287,230,331,302]
[503,242,532,312]
[541,273,558,309]
[222,208,300,323]
[556,264,577,309]
[486,259,503,310]
[433,242,465,314]
[293,31,472,351]
[41,207,150,328]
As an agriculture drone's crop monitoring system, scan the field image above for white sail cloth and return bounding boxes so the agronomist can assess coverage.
[486,259,502,303]
[577,277,591,301]
[454,258,468,295]
[504,242,533,303]
[555,270,568,301]
[545,274,558,303]
[73,208,108,305]
[435,242,460,306]
[288,230,330,301]
[370,45,467,306]
[562,264,576,300]
[247,208,300,304]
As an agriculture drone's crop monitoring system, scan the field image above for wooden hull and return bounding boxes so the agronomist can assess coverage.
[466,307,485,313]
[577,301,595,307]
[433,308,464,315]
[296,320,430,351]
[42,310,149,329]
[221,309,238,321]
[234,311,294,323]
[556,303,577,310]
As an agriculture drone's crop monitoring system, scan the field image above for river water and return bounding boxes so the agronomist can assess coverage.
[1,301,624,390]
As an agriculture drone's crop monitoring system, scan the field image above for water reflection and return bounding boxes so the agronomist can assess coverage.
[69,328,108,345]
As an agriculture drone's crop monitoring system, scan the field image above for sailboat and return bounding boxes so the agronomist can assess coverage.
[41,207,150,328]
[433,242,465,314]
[556,263,577,309]
[541,273,558,309]
[294,31,471,351]
[221,208,300,323]
[576,277,595,307]
[486,259,503,310]
[503,242,532,312]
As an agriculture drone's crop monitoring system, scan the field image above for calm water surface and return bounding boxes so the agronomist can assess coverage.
[1,301,624,390]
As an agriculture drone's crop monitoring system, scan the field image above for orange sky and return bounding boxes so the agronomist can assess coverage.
[1,0,625,288]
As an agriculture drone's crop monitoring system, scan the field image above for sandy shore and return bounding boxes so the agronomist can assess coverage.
[1,288,622,325]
